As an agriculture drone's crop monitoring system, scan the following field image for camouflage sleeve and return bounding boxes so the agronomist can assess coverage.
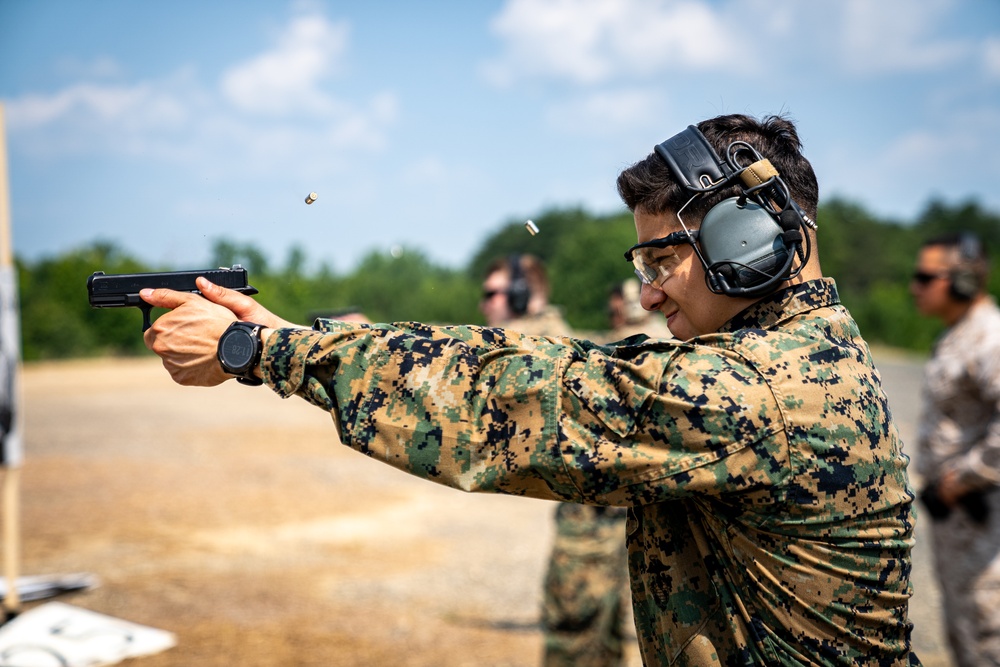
[260,320,782,506]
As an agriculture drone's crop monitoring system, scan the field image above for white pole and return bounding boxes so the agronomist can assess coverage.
[0,103,23,619]
[1,469,18,616]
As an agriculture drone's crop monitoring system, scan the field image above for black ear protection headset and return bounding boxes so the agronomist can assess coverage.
[507,254,531,316]
[653,125,816,298]
[949,232,985,301]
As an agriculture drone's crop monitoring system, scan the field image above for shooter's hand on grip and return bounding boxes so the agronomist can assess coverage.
[141,277,297,387]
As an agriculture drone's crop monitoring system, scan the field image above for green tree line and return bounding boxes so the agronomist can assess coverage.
[19,197,999,361]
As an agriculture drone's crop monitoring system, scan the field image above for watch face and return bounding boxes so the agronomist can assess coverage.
[219,328,256,374]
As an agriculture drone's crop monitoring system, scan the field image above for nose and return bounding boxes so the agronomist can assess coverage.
[640,282,666,312]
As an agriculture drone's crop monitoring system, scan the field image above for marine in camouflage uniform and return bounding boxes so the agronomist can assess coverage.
[542,500,630,667]
[536,317,632,667]
[513,308,632,667]
[248,277,917,666]
[502,306,572,339]
[481,255,634,667]
[912,233,1000,667]
[142,114,920,665]
[540,279,675,667]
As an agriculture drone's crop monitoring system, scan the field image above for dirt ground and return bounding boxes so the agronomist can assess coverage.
[14,354,953,666]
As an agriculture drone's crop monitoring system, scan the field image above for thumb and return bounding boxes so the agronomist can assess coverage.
[139,287,201,310]
[195,276,258,312]
[194,276,291,327]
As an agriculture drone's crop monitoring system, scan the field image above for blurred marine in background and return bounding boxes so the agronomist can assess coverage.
[479,254,571,339]
[911,232,1000,667]
[605,279,673,341]
[480,254,634,667]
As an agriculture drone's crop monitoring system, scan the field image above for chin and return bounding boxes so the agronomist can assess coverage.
[668,324,694,341]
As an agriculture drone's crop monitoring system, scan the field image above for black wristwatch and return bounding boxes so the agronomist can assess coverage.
[217,321,265,386]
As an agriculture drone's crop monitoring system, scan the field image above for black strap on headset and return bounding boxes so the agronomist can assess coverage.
[654,126,734,193]
[507,253,530,315]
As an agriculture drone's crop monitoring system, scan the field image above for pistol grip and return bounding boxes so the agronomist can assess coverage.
[140,304,153,332]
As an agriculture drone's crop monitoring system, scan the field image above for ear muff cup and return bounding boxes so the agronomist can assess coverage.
[949,233,983,301]
[699,198,790,292]
[507,254,531,316]
[950,268,979,301]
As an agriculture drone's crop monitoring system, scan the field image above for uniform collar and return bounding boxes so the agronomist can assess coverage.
[717,278,841,334]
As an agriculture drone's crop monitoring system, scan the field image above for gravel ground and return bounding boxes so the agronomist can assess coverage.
[13,351,951,666]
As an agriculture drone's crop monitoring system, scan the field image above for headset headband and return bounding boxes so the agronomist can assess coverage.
[654,126,735,193]
[651,124,813,298]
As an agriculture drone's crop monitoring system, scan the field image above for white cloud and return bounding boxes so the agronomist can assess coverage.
[220,14,350,116]
[839,0,970,75]
[482,0,742,86]
[4,10,396,174]
[322,94,398,152]
[54,55,126,80]
[482,0,988,88]
[984,37,1000,80]
[884,107,1000,174]
[821,104,1000,218]
[6,80,188,130]
[545,88,664,133]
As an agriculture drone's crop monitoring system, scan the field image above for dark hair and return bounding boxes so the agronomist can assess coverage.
[922,231,988,259]
[616,114,819,224]
[922,231,990,289]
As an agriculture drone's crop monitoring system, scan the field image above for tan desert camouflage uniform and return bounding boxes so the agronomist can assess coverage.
[501,306,573,340]
[503,307,633,667]
[261,278,920,666]
[917,297,1000,667]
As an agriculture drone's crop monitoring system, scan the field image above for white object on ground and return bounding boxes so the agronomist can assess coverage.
[0,601,176,666]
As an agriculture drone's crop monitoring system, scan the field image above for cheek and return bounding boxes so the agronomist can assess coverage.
[924,283,948,304]
[672,257,707,300]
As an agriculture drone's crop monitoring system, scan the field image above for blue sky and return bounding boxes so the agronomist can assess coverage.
[1,0,998,273]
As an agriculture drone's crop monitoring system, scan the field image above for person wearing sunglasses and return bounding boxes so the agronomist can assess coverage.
[478,253,571,337]
[479,254,634,667]
[911,232,1000,667]
[140,113,918,666]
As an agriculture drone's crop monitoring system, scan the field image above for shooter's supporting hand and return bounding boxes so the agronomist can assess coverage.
[141,278,294,387]
[936,468,965,508]
[193,277,296,329]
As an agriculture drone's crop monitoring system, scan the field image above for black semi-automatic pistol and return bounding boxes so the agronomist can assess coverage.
[87,264,259,332]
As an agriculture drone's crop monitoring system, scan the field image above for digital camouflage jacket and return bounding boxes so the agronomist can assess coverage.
[261,278,919,667]
[917,296,1000,491]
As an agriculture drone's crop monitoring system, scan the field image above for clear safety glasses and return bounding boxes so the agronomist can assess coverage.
[623,229,698,288]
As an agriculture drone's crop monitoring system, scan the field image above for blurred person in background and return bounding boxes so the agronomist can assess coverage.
[605,279,673,341]
[912,231,1000,667]
[479,253,571,338]
[481,253,633,667]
